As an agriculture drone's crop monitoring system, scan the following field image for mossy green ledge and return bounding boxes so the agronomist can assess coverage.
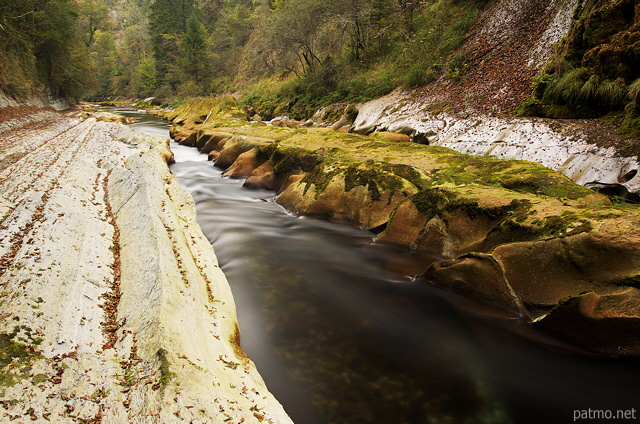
[165,98,640,357]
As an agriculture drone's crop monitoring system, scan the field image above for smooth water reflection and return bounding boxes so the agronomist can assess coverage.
[118,107,640,424]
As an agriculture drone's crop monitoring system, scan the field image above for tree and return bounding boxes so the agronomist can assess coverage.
[148,0,195,87]
[77,0,110,47]
[181,15,208,83]
[91,30,117,94]
[137,55,158,95]
[260,0,338,76]
[0,0,99,99]
[33,0,97,99]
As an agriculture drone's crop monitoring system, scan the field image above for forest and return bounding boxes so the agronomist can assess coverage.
[1,0,492,112]
[2,0,640,129]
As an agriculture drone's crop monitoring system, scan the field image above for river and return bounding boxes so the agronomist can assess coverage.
[112,106,640,424]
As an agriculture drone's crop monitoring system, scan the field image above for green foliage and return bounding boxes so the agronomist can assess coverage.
[75,0,486,106]
[519,0,640,138]
[0,0,98,100]
[446,51,468,81]
[148,0,195,88]
[91,30,117,95]
[596,79,627,109]
[628,77,640,105]
[542,68,589,107]
[179,15,208,92]
[77,0,110,47]
[137,56,158,96]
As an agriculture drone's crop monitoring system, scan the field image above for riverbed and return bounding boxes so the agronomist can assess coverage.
[113,106,640,424]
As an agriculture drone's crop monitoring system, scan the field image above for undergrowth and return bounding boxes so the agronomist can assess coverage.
[238,0,487,120]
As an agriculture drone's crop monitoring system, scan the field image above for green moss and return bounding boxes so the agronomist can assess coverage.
[616,275,640,288]
[515,96,545,117]
[300,160,418,202]
[387,164,426,188]
[0,329,43,387]
[343,161,417,201]
[301,164,342,197]
[620,103,640,136]
[499,168,595,200]
[411,188,456,214]
[320,104,358,124]
[538,211,593,237]
[270,147,324,176]
[344,166,383,201]
[31,373,48,384]
[254,143,279,162]
[167,96,247,125]
[156,348,174,390]
[345,105,359,122]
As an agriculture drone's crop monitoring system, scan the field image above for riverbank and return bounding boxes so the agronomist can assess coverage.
[0,107,292,423]
[164,97,640,357]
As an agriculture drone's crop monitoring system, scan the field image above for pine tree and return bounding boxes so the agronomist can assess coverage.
[148,0,195,88]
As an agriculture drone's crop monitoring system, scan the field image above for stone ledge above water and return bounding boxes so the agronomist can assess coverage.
[165,98,640,357]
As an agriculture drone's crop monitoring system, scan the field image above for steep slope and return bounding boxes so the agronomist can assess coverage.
[420,0,579,113]
[0,108,292,423]
[348,0,640,199]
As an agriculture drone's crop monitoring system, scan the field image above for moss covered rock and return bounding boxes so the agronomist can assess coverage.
[164,96,640,356]
[535,289,640,356]
[213,137,256,169]
[424,209,640,354]
[166,96,247,127]
[423,253,525,316]
[373,131,411,143]
[195,130,233,153]
[277,161,421,229]
[244,162,278,191]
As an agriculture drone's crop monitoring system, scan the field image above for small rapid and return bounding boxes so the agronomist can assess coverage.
[114,106,640,424]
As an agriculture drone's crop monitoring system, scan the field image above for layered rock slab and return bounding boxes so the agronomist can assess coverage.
[160,96,640,356]
[0,109,292,423]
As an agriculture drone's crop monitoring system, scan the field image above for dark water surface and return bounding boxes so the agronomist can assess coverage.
[114,107,640,424]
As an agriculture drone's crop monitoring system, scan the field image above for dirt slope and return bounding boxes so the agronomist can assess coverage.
[421,0,578,113]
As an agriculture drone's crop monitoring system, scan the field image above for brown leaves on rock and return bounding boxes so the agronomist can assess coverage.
[99,169,122,350]
[418,0,565,114]
[0,196,50,280]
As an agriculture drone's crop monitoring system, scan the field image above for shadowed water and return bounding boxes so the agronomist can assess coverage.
[114,107,640,424]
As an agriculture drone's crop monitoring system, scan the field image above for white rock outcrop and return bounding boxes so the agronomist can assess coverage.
[0,109,292,423]
[352,93,640,196]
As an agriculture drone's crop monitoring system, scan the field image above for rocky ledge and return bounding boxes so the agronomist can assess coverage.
[0,107,292,423]
[351,93,640,201]
[166,97,640,358]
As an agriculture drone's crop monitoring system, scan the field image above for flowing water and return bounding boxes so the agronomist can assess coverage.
[111,107,640,424]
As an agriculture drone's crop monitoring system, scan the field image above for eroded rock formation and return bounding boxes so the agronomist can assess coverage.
[0,107,292,423]
[165,97,640,357]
